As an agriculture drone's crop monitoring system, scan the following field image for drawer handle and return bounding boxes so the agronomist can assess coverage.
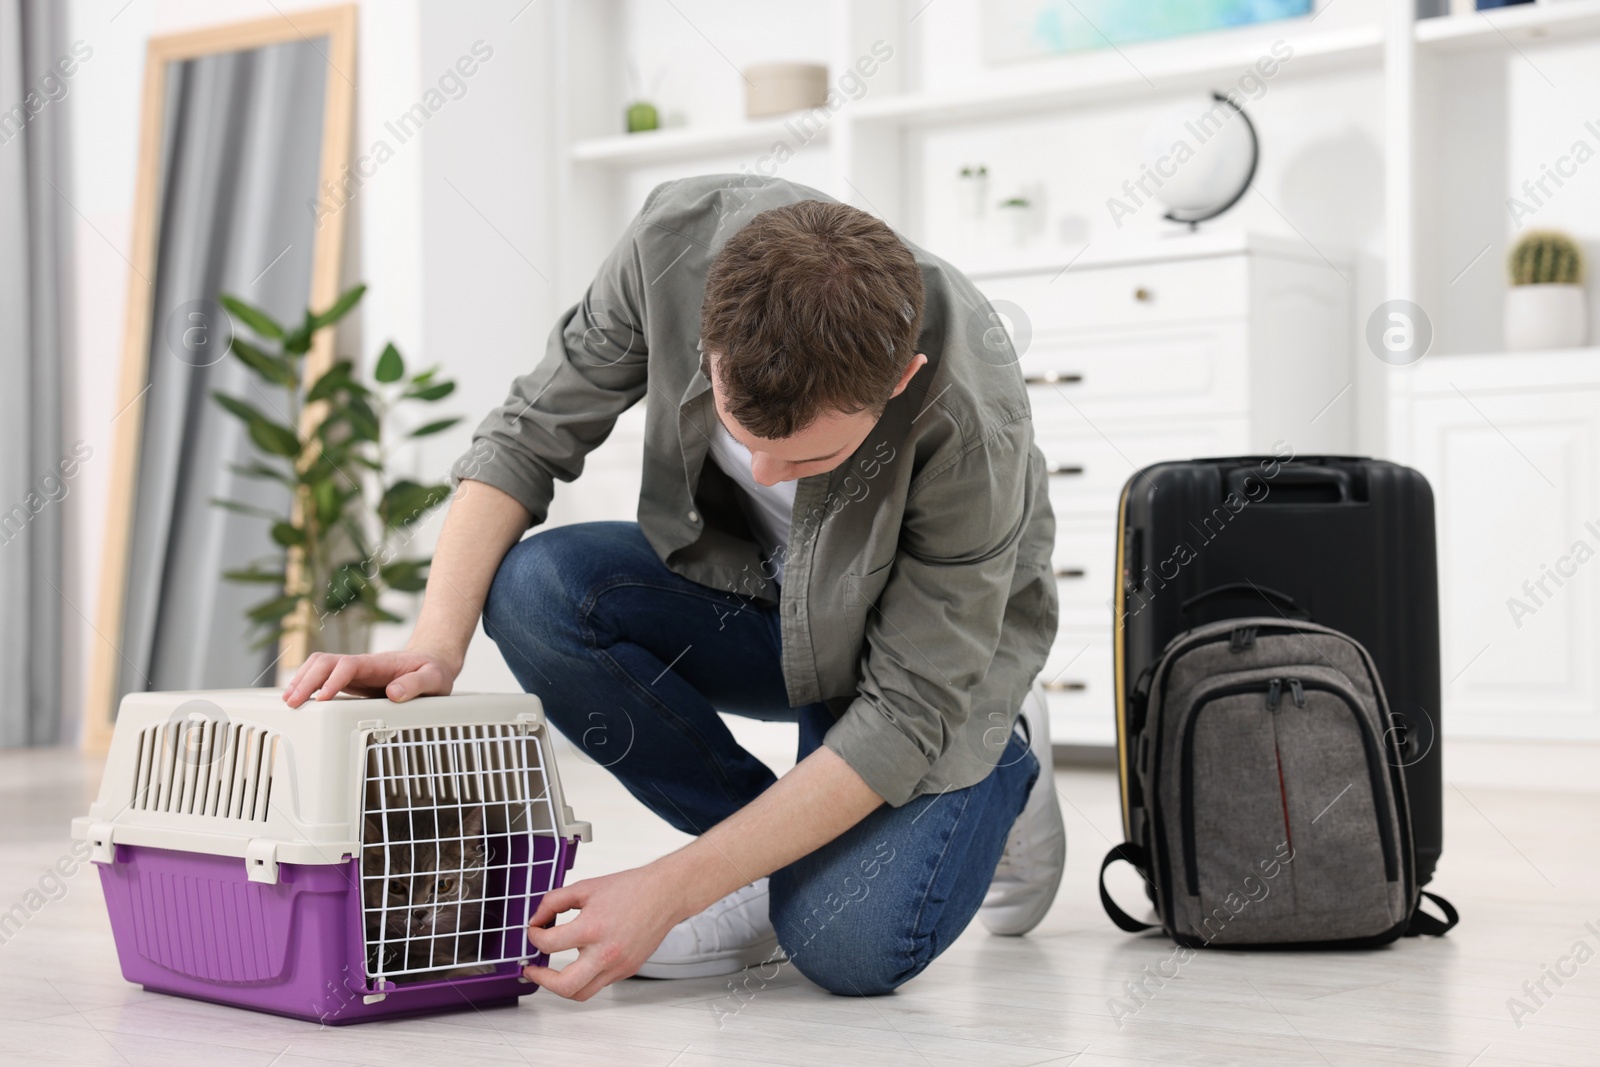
[1024,371,1083,386]
[1134,287,1152,302]
[1049,464,1084,477]
[1044,679,1088,693]
[1054,567,1086,579]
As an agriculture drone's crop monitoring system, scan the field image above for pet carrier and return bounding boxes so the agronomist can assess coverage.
[71,689,590,1024]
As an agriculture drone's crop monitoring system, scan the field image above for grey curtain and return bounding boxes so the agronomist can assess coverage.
[0,0,69,746]
[116,39,328,701]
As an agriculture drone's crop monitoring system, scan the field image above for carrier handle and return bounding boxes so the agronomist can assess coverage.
[1099,843,1158,933]
[1180,582,1309,620]
[1404,890,1459,937]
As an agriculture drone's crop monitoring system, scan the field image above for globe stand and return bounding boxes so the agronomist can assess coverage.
[1164,91,1259,230]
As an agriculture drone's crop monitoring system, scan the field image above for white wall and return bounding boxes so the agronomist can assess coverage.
[374,0,566,694]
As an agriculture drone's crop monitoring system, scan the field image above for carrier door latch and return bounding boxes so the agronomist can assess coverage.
[356,719,397,742]
[87,821,116,865]
[245,838,280,884]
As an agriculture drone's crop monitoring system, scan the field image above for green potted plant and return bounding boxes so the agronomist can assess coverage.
[1505,229,1588,351]
[210,283,459,656]
[625,59,661,134]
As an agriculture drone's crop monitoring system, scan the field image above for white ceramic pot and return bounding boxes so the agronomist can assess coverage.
[744,62,828,119]
[997,203,1036,248]
[1504,283,1588,352]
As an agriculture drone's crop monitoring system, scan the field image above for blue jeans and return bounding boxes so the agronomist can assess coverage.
[481,522,1038,995]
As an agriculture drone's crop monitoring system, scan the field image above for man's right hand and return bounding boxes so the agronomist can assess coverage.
[281,648,460,708]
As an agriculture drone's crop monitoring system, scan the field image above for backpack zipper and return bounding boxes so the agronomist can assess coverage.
[1267,677,1295,862]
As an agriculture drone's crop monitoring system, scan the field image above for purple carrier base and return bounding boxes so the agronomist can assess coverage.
[96,833,577,1025]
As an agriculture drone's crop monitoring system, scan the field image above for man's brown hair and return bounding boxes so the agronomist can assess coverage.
[701,200,925,439]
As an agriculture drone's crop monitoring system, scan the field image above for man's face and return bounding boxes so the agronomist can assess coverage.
[706,351,927,486]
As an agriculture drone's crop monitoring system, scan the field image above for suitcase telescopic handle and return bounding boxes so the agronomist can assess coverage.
[1180,582,1310,620]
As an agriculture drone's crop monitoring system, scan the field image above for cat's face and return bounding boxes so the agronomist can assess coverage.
[362,805,488,973]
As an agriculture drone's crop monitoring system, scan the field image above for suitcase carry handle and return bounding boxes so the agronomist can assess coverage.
[1180,582,1310,620]
[1099,844,1159,933]
[1226,464,1356,504]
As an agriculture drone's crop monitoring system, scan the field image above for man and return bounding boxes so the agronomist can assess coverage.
[283,175,1065,999]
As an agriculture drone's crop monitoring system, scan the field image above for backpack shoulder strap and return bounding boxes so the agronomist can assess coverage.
[1099,843,1157,933]
[1405,890,1459,937]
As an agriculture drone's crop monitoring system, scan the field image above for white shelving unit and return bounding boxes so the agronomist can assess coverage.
[548,0,1600,749]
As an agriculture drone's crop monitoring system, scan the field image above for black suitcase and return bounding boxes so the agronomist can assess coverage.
[1113,454,1442,886]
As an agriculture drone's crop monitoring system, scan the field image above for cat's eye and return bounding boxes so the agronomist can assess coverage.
[436,877,455,894]
[388,883,404,898]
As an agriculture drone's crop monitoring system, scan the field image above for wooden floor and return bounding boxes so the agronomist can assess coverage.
[2,724,1597,1067]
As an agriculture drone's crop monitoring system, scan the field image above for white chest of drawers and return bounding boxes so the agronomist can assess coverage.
[964,231,1355,748]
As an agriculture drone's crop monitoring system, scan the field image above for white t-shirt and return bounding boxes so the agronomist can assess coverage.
[706,420,798,584]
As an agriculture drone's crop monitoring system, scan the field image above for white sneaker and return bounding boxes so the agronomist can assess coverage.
[980,680,1066,936]
[634,876,783,979]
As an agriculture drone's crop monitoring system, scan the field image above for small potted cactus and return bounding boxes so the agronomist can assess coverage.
[1505,229,1588,351]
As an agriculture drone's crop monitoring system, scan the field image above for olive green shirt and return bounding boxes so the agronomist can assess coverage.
[453,175,1057,807]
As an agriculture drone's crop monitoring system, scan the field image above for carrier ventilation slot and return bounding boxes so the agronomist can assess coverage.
[128,719,278,823]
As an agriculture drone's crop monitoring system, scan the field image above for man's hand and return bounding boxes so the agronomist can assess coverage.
[522,863,691,1001]
[521,746,882,1002]
[281,648,460,707]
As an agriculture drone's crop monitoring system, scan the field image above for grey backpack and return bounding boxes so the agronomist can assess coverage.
[1100,617,1457,947]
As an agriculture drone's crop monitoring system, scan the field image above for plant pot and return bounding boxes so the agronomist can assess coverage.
[1504,283,1588,352]
[625,100,658,134]
[997,204,1036,248]
[743,62,828,119]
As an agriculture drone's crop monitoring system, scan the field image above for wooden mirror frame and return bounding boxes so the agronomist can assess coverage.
[84,5,357,752]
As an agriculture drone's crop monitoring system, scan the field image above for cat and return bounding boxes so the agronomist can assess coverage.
[361,804,495,983]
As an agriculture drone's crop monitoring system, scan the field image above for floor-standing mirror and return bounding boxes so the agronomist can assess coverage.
[86,7,355,750]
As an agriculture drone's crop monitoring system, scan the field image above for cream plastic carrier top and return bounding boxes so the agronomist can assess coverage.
[71,689,591,885]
